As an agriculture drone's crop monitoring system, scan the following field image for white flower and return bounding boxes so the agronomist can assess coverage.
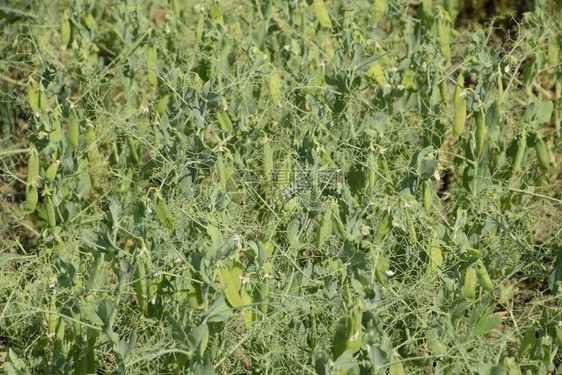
[397,84,405,90]
[283,45,290,51]
[383,83,391,89]
[263,54,268,61]
[318,62,325,69]
[173,258,182,264]
[504,65,510,73]
[141,106,149,114]
[146,207,153,214]
[389,67,398,73]
[434,169,441,181]
[234,235,242,249]
[385,269,395,276]
[459,90,468,98]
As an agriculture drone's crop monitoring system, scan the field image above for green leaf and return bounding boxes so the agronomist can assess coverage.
[203,295,232,323]
[473,314,501,336]
[536,101,553,124]
[186,324,209,357]
[116,328,137,360]
[0,253,12,267]
[427,328,447,354]
[217,111,232,132]
[167,316,188,347]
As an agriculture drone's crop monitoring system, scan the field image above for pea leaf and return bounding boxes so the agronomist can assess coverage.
[473,313,501,336]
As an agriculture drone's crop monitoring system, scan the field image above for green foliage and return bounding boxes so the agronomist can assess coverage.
[0,0,561,374]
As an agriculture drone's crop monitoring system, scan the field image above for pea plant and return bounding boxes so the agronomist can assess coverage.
[0,0,560,374]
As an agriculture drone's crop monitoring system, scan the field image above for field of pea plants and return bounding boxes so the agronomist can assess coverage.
[0,0,561,373]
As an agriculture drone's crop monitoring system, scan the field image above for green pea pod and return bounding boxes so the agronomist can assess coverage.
[518,326,536,357]
[497,68,503,110]
[425,238,443,275]
[139,250,157,303]
[535,137,550,173]
[422,180,431,214]
[437,10,451,62]
[406,213,417,245]
[46,196,56,228]
[61,17,71,46]
[147,46,158,86]
[126,136,139,165]
[547,37,560,68]
[422,0,432,14]
[188,278,204,309]
[84,328,98,374]
[439,75,448,106]
[332,320,348,359]
[368,153,377,194]
[475,259,494,293]
[269,71,282,103]
[372,0,386,22]
[133,253,148,311]
[346,306,362,354]
[475,108,486,156]
[67,112,79,152]
[52,317,65,362]
[316,209,332,249]
[48,295,57,337]
[379,154,392,184]
[52,119,62,143]
[85,127,99,162]
[28,77,42,114]
[374,255,389,286]
[216,152,226,191]
[314,0,332,28]
[24,184,38,213]
[453,73,466,136]
[278,154,292,191]
[156,94,169,115]
[71,307,83,345]
[263,140,272,179]
[45,162,58,183]
[307,308,317,351]
[555,324,562,346]
[155,195,175,229]
[375,210,392,244]
[463,267,476,301]
[512,128,526,174]
[27,148,39,185]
